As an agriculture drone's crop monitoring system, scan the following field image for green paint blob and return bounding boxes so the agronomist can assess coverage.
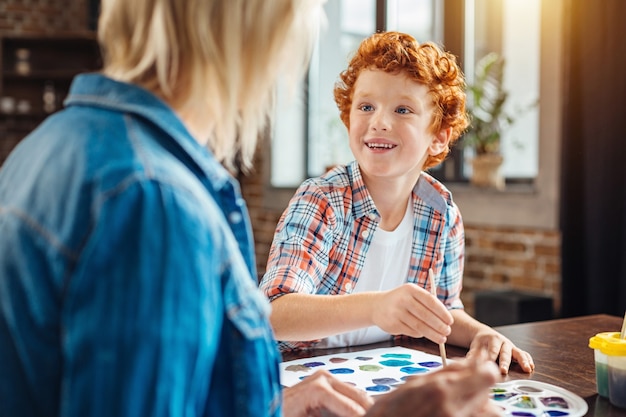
[359,364,383,372]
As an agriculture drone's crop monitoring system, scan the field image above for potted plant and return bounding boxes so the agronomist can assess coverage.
[463,52,514,190]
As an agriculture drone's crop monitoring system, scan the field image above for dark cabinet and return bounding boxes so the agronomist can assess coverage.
[0,34,101,165]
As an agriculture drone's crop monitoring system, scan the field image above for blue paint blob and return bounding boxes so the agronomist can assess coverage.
[355,356,373,361]
[492,392,517,401]
[372,377,399,385]
[380,359,414,367]
[366,385,391,392]
[400,366,428,374]
[329,368,355,375]
[381,353,412,359]
[303,361,325,368]
[417,361,442,368]
[546,412,569,416]
[511,413,535,417]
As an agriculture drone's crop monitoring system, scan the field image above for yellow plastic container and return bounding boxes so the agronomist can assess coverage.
[589,332,615,398]
[598,332,626,409]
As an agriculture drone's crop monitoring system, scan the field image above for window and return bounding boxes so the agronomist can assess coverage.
[306,0,377,178]
[271,0,539,187]
[431,0,540,183]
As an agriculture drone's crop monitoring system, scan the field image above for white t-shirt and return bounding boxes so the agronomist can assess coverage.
[316,199,414,348]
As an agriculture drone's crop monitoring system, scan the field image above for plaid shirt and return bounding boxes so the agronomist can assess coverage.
[259,161,465,350]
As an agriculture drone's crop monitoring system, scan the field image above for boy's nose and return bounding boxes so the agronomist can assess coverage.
[371,110,391,131]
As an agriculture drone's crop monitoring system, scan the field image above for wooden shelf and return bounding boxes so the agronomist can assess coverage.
[3,70,96,80]
[0,34,101,164]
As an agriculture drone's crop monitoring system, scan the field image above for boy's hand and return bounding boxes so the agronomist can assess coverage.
[465,329,535,374]
[371,283,453,344]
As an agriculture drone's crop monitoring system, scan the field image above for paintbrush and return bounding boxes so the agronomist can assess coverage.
[620,311,626,340]
[428,268,448,367]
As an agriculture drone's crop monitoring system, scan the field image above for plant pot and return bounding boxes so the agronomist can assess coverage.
[469,153,504,190]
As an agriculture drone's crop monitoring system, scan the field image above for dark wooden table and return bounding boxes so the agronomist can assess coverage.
[282,314,625,417]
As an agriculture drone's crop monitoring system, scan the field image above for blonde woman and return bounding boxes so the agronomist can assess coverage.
[0,1,500,417]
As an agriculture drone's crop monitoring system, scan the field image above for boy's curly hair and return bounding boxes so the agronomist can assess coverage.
[334,31,469,168]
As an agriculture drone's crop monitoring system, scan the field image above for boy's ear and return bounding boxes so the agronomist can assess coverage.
[429,127,452,155]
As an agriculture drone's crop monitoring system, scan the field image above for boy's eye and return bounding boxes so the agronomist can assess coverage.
[396,107,411,114]
[359,104,374,112]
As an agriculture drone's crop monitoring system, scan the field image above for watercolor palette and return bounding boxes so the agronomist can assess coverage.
[280,346,441,395]
[280,346,588,417]
[280,346,444,393]
[490,380,588,417]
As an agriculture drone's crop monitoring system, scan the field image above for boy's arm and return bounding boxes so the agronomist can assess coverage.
[269,284,453,344]
[269,292,376,341]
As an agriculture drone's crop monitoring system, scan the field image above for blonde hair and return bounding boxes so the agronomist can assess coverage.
[98,0,323,171]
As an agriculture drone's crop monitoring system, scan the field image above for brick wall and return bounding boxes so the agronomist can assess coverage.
[0,0,89,35]
[239,154,284,280]
[462,225,561,316]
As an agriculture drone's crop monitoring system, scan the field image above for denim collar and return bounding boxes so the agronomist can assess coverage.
[64,73,231,190]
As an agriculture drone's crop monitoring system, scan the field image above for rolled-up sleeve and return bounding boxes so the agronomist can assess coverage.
[260,183,337,301]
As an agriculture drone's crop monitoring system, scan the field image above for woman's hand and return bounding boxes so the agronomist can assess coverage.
[282,369,373,417]
[283,354,503,417]
[365,356,502,417]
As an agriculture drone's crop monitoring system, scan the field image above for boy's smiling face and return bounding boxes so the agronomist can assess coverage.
[348,69,449,184]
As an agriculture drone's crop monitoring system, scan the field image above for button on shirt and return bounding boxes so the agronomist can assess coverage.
[0,74,282,417]
[259,161,465,351]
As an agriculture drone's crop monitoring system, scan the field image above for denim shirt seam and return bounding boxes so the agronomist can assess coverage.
[125,114,155,179]
[0,205,79,262]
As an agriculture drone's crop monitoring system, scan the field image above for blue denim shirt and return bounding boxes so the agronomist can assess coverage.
[0,74,282,417]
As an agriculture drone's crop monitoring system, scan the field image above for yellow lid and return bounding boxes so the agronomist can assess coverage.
[597,332,626,356]
[589,332,617,350]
